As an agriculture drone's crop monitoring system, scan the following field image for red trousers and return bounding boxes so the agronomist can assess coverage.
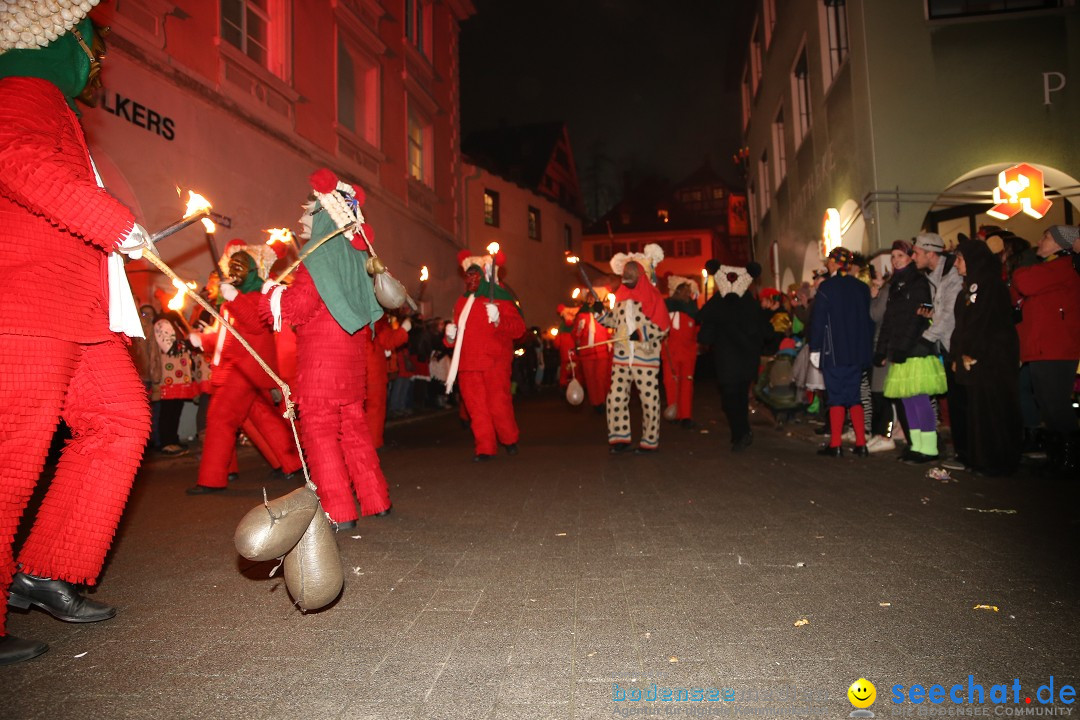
[299,396,390,522]
[457,366,519,455]
[579,354,612,407]
[0,336,149,635]
[663,350,696,420]
[197,382,302,488]
[365,368,388,449]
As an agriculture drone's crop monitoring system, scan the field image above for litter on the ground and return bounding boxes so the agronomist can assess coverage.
[920,497,930,505]
[700,429,709,434]
[963,507,1018,514]
[555,532,567,536]
[926,467,952,481]
[74,652,88,658]
[973,604,1000,612]
[879,602,891,607]
[793,618,809,627]
[669,656,679,663]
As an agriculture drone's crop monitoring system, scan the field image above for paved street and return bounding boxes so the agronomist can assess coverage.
[3,388,1078,720]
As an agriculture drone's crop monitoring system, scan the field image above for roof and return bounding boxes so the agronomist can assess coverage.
[462,122,567,192]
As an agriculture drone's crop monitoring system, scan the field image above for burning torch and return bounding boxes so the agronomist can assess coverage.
[486,242,500,303]
[153,190,214,244]
[418,265,430,301]
[566,254,601,304]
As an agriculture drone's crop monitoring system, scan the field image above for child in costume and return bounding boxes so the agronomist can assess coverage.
[662,275,700,429]
[260,170,390,529]
[603,244,670,453]
[571,301,612,410]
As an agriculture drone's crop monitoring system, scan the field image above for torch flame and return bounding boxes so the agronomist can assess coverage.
[265,227,292,246]
[566,255,580,264]
[549,327,559,338]
[572,288,581,300]
[606,293,616,309]
[514,348,525,357]
[420,265,429,282]
[201,218,216,233]
[486,241,500,255]
[166,278,198,311]
[183,191,212,219]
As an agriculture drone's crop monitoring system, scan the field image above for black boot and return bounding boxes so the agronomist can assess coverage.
[7,573,116,623]
[0,635,48,665]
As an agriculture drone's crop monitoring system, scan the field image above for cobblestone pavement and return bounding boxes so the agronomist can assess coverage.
[3,389,1078,720]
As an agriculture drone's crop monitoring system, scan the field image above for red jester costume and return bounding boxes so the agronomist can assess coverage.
[444,251,526,461]
[662,275,700,427]
[260,170,390,529]
[0,13,150,664]
[571,302,612,409]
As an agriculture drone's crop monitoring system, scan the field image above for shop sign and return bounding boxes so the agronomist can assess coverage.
[100,90,176,141]
[986,163,1052,221]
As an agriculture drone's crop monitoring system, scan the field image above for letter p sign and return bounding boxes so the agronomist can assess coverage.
[1044,72,1066,105]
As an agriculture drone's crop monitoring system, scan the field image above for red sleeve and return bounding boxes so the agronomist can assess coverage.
[376,325,409,352]
[496,298,526,342]
[259,266,324,327]
[223,292,270,334]
[0,77,134,252]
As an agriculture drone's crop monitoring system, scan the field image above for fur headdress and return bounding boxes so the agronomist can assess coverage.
[667,275,699,298]
[610,242,664,284]
[219,238,278,280]
[1,0,99,51]
[458,248,505,281]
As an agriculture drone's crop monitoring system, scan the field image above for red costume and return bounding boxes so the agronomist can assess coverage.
[365,316,408,449]
[445,252,526,458]
[662,282,700,422]
[195,287,302,490]
[0,76,149,637]
[261,266,390,522]
[571,307,612,407]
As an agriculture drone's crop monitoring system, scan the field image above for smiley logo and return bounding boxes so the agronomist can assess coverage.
[848,678,877,709]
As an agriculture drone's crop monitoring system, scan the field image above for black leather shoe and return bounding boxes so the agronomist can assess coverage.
[680,419,698,430]
[609,443,633,455]
[817,445,843,458]
[334,520,358,531]
[852,445,870,457]
[227,472,240,483]
[473,454,493,462]
[503,443,519,456]
[186,484,226,495]
[0,635,48,665]
[732,433,754,452]
[374,505,392,517]
[634,446,659,454]
[8,573,116,623]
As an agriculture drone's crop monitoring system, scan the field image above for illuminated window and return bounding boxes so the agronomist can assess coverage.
[336,35,379,145]
[407,107,432,186]
[821,0,849,83]
[405,0,432,58]
[221,0,285,77]
[792,47,812,147]
[772,106,786,187]
[483,190,500,227]
[528,206,541,240]
[657,209,670,223]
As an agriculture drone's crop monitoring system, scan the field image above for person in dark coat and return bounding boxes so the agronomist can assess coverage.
[810,248,874,457]
[950,239,1021,476]
[875,241,946,462]
[698,262,769,451]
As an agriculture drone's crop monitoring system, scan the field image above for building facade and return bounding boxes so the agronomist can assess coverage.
[461,123,585,327]
[739,0,1079,289]
[582,162,750,300]
[86,0,474,317]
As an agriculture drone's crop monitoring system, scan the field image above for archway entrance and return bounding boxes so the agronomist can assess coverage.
[923,163,1079,247]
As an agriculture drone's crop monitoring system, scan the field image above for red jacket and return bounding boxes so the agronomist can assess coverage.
[665,310,699,359]
[451,295,525,371]
[571,310,611,360]
[214,290,278,389]
[1012,255,1080,362]
[0,77,135,343]
[369,317,408,383]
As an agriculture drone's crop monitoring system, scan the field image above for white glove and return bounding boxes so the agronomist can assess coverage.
[118,223,152,260]
[401,318,413,333]
[810,351,821,369]
[485,302,500,326]
[188,333,203,350]
[445,322,457,343]
[261,279,281,295]
[219,283,238,302]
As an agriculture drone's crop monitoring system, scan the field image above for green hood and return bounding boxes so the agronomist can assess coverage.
[0,18,93,110]
[304,204,383,334]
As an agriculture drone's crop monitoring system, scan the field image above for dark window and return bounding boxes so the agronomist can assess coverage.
[484,190,500,227]
[927,0,1062,19]
[793,49,811,144]
[221,0,271,69]
[824,0,849,78]
[528,206,541,240]
[564,224,573,252]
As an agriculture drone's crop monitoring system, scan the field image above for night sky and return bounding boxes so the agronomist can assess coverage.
[460,0,752,218]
